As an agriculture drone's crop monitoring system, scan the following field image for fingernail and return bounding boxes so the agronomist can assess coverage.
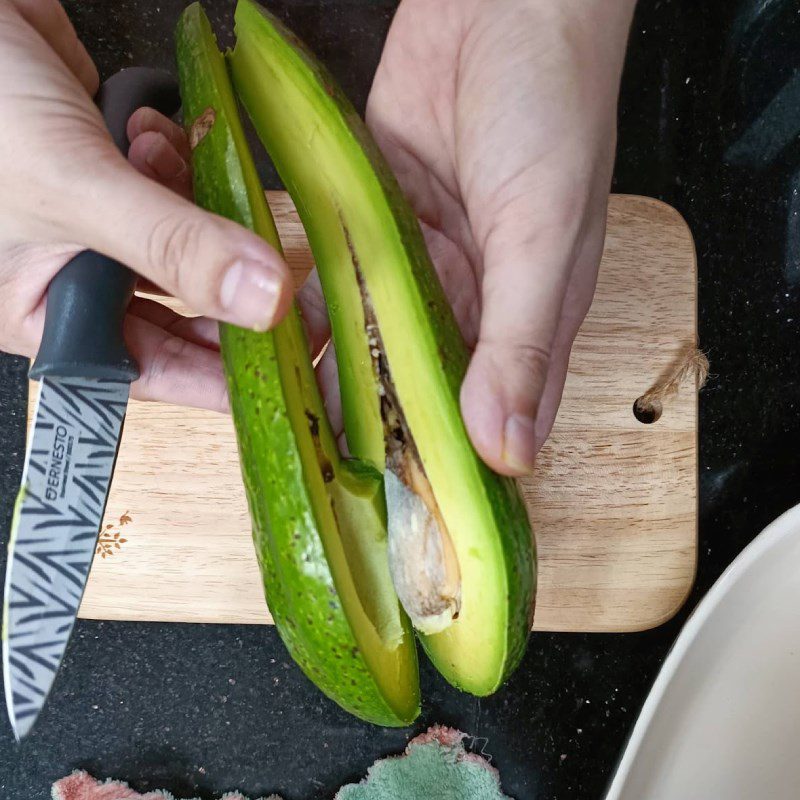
[502,414,537,474]
[220,259,283,331]
[145,137,186,180]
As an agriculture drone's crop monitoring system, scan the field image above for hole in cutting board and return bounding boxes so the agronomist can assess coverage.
[632,398,662,424]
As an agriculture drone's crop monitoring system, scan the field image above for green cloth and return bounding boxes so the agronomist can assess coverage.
[336,728,510,800]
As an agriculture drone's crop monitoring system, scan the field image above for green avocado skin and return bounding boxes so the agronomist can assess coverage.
[229,0,535,694]
[175,2,418,726]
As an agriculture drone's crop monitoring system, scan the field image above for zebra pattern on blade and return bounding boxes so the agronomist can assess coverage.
[2,377,129,739]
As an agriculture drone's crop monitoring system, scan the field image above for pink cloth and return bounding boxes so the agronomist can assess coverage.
[51,771,269,800]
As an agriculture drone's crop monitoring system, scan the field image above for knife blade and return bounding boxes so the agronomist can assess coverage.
[2,67,180,740]
[3,377,129,738]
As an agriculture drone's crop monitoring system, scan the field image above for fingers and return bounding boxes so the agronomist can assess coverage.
[129,297,220,351]
[529,222,606,450]
[128,107,192,163]
[314,341,348,454]
[128,109,193,200]
[125,313,228,412]
[128,131,192,200]
[116,106,232,412]
[297,269,331,359]
[461,338,547,477]
[298,272,347,451]
[460,196,593,476]
[0,241,80,357]
[62,153,293,332]
[529,320,576,452]
[10,0,98,94]
[0,243,228,413]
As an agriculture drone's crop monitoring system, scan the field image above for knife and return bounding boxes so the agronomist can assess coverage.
[2,67,180,740]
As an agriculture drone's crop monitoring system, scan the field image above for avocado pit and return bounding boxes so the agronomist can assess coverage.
[356,269,462,635]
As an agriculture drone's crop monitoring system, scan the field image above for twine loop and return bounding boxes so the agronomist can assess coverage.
[633,345,709,423]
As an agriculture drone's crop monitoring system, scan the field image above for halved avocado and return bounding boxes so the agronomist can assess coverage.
[229,0,536,695]
[175,3,419,726]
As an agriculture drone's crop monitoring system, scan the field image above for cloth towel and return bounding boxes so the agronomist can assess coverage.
[52,725,511,800]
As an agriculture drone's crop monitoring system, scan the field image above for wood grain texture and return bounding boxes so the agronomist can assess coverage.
[28,193,698,632]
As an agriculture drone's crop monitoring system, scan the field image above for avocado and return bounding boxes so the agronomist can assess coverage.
[229,0,536,695]
[175,3,420,726]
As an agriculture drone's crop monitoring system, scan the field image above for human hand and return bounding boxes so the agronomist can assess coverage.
[0,0,292,410]
[365,0,636,475]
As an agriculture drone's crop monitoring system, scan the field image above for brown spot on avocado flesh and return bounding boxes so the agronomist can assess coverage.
[189,107,216,149]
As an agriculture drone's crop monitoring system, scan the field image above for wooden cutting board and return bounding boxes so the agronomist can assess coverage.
[27,192,698,633]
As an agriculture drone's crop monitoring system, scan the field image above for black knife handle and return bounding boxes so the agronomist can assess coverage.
[29,68,180,382]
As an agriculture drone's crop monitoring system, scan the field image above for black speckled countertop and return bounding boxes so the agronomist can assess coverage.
[2,1,800,798]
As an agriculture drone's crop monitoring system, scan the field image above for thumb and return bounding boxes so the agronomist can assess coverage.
[65,148,292,331]
[461,201,590,476]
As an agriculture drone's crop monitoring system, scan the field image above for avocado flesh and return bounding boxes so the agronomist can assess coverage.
[176,3,419,726]
[230,0,536,695]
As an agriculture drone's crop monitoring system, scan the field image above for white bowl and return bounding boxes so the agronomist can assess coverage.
[605,502,800,800]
